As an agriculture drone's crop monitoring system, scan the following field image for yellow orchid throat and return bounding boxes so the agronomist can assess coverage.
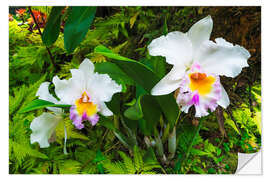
[75,92,98,116]
[189,72,216,96]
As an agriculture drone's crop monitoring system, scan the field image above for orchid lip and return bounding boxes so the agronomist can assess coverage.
[70,91,100,129]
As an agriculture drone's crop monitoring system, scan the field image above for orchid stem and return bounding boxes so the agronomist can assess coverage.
[28,6,56,67]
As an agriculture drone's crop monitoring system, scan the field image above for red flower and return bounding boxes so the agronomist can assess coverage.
[16,9,26,16]
[28,10,47,28]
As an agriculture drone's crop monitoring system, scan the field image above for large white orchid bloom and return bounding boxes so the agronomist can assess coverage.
[148,15,250,117]
[53,58,122,129]
[30,59,122,148]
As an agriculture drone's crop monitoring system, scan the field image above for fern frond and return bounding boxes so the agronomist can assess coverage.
[133,146,143,172]
[58,160,82,174]
[118,151,136,174]
[103,161,127,174]
[143,164,162,172]
[140,171,157,174]
[10,140,48,163]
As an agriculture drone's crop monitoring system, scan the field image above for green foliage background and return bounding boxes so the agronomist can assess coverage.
[9,6,261,174]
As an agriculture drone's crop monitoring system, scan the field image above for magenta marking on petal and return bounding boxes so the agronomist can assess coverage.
[190,62,201,72]
[69,106,77,120]
[70,106,85,129]
[89,114,99,126]
[82,111,88,120]
[72,117,84,129]
[191,94,200,106]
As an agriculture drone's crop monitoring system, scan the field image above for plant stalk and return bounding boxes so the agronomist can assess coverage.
[28,6,56,67]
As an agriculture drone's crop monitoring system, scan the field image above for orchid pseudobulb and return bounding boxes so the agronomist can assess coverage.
[30,59,122,148]
[148,16,250,117]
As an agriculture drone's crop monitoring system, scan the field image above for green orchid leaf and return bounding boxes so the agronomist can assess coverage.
[98,116,116,131]
[140,56,166,79]
[105,93,121,116]
[124,97,143,120]
[19,99,71,113]
[95,61,135,87]
[139,95,162,136]
[42,6,65,46]
[94,45,160,92]
[155,94,180,128]
[143,147,158,164]
[64,6,96,53]
[95,45,180,129]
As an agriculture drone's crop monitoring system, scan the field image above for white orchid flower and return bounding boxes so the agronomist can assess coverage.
[30,82,64,148]
[53,58,122,129]
[148,15,250,117]
[30,58,122,149]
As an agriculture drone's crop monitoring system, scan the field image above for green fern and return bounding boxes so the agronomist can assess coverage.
[118,151,136,173]
[58,160,82,174]
[103,146,162,174]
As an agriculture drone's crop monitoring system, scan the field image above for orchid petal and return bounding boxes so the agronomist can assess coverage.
[217,84,230,108]
[36,82,62,113]
[36,82,58,103]
[187,15,213,53]
[195,38,250,78]
[52,75,81,105]
[148,31,193,66]
[30,112,63,148]
[151,67,183,96]
[99,102,113,116]
[86,73,122,103]
[78,58,95,76]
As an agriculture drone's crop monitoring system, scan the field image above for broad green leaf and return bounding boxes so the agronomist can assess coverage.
[94,45,179,128]
[105,93,121,115]
[122,116,138,132]
[94,45,159,92]
[136,84,148,98]
[155,94,180,128]
[140,57,166,79]
[64,7,96,53]
[95,61,135,88]
[42,6,65,46]
[98,116,116,131]
[19,99,71,113]
[143,147,158,164]
[139,95,162,136]
[124,97,143,120]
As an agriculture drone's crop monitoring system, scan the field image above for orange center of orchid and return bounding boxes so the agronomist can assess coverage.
[189,72,216,96]
[75,92,98,116]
